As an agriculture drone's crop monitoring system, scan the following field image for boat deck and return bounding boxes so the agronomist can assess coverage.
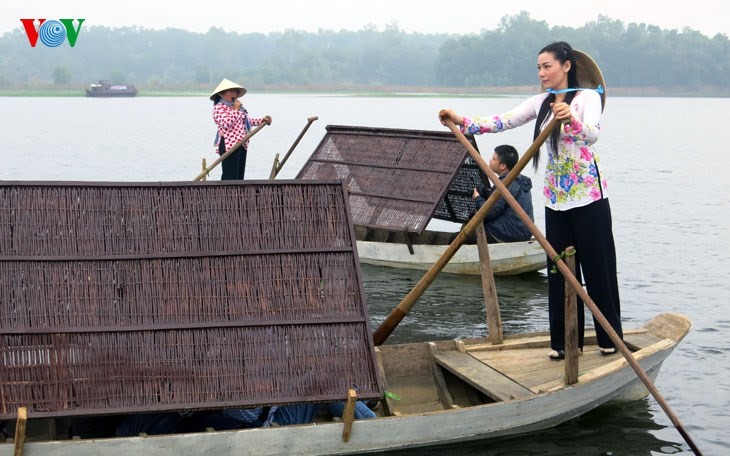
[381,328,666,416]
[467,344,625,394]
[461,330,663,393]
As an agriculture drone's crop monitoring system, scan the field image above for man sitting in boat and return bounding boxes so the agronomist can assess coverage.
[472,144,534,243]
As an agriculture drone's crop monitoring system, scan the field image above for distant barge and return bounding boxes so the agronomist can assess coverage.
[85,80,138,97]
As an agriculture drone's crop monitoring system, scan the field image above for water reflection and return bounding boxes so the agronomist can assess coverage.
[361,263,548,344]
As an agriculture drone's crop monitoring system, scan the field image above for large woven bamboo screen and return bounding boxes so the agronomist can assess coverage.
[296,125,486,234]
[0,180,381,419]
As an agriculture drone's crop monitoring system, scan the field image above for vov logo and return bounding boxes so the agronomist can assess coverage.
[20,19,85,48]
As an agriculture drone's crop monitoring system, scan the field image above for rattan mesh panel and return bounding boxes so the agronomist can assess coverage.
[296,125,485,233]
[433,154,489,223]
[0,180,381,419]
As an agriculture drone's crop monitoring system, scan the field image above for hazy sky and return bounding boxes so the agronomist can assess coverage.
[2,0,727,37]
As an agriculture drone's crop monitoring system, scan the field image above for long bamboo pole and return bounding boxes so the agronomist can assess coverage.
[563,246,578,385]
[270,116,319,179]
[193,122,269,181]
[439,114,702,455]
[372,118,559,346]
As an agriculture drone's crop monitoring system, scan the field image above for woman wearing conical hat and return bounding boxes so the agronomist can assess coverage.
[441,41,622,361]
[210,78,272,180]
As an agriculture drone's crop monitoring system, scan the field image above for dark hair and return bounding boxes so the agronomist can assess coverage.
[494,144,519,170]
[212,94,221,105]
[532,41,578,170]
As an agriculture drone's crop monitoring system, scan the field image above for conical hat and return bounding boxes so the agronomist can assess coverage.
[209,78,247,101]
[574,50,606,111]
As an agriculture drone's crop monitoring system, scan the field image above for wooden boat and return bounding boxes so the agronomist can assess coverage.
[0,181,692,455]
[0,313,691,455]
[355,226,545,275]
[85,80,138,97]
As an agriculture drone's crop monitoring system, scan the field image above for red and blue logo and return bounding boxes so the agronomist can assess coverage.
[20,19,85,47]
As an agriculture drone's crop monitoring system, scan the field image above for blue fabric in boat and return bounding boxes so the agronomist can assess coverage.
[326,401,376,419]
[222,406,278,428]
[273,401,375,425]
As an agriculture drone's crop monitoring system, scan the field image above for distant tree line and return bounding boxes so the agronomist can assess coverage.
[1,12,728,91]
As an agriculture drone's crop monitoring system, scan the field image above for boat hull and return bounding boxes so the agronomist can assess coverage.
[356,239,546,275]
[2,313,691,456]
[3,349,671,456]
[85,89,138,97]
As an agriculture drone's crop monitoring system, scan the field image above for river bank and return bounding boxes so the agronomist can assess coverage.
[2,83,729,98]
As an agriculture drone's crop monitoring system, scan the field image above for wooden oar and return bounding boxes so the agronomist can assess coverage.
[372,118,559,346]
[193,122,269,181]
[270,116,319,179]
[438,113,703,456]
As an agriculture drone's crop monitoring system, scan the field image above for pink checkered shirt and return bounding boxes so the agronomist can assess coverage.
[212,103,265,153]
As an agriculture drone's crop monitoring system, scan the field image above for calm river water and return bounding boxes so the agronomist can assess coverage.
[1,94,729,455]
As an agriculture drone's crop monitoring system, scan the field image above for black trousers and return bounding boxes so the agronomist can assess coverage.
[219,137,248,180]
[545,198,623,351]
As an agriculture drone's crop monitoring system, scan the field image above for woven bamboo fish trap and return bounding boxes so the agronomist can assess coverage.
[296,125,487,234]
[0,180,381,419]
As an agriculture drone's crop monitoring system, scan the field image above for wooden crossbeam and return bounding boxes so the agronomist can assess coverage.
[434,351,536,401]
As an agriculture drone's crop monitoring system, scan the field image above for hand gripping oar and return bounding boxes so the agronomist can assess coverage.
[437,112,703,456]
[270,116,319,179]
[194,121,269,181]
[372,117,559,346]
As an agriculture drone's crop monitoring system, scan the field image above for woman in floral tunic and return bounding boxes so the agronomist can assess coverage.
[441,41,622,360]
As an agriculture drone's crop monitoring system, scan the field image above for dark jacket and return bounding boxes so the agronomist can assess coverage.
[474,173,534,243]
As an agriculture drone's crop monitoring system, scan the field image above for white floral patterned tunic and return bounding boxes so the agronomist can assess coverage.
[461,89,606,211]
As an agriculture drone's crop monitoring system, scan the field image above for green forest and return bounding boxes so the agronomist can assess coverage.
[1,12,728,94]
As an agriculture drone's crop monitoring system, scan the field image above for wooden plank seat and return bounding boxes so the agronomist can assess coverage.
[433,351,536,401]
